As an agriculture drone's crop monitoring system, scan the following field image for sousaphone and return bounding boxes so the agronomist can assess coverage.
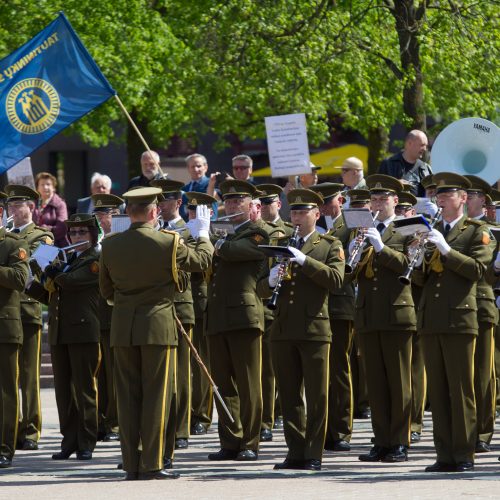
[431,117,500,184]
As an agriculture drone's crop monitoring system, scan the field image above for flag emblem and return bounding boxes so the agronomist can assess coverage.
[6,78,60,134]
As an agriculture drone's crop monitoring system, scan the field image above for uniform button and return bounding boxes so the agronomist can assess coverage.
[373,277,378,282]
[319,312,323,316]
[435,293,439,298]
[465,304,469,308]
[213,294,216,297]
[292,273,297,277]
[290,291,294,295]
[289,300,294,304]
[373,268,378,272]
[402,301,406,304]
[373,287,377,291]
[291,282,295,285]
[80,318,85,322]
[436,283,441,287]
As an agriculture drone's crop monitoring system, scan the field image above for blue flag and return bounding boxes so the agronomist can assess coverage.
[0,12,116,173]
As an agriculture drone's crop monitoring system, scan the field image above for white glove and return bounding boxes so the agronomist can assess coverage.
[269,265,281,288]
[196,205,211,238]
[423,199,439,217]
[366,227,384,253]
[427,228,451,256]
[288,246,306,266]
[494,251,500,272]
[185,219,200,238]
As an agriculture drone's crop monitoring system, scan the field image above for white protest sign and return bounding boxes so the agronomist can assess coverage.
[6,157,35,188]
[265,113,310,178]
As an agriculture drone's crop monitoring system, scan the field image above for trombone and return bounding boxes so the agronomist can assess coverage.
[345,211,380,274]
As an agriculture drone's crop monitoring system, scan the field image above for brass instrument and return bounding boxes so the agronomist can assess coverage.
[5,215,14,231]
[345,211,380,274]
[399,208,442,285]
[267,225,300,311]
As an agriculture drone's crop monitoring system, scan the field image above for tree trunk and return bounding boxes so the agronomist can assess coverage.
[392,1,426,131]
[367,127,389,175]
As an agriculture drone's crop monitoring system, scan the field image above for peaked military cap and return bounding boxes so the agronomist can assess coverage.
[421,174,436,190]
[464,175,492,196]
[122,187,162,205]
[92,193,124,211]
[396,191,417,207]
[186,192,217,210]
[257,184,283,203]
[65,213,99,228]
[150,179,184,200]
[366,174,403,194]
[347,189,371,205]
[433,172,472,193]
[287,188,323,209]
[0,191,7,206]
[4,184,39,201]
[220,180,257,199]
[490,189,500,204]
[310,182,344,200]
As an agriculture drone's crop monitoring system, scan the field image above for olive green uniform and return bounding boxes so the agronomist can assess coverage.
[417,216,494,464]
[16,223,53,445]
[0,229,30,461]
[45,248,101,454]
[207,220,269,453]
[99,223,213,474]
[325,216,356,446]
[354,223,416,448]
[259,231,345,462]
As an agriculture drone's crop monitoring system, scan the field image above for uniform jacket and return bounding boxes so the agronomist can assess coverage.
[416,216,494,335]
[99,222,213,347]
[207,220,269,335]
[0,228,30,343]
[33,193,69,247]
[353,223,416,333]
[258,231,345,342]
[18,223,54,326]
[46,247,101,345]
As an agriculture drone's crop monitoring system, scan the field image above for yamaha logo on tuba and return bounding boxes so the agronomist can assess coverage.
[473,122,490,133]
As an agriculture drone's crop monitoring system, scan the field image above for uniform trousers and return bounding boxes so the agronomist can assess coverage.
[191,318,213,431]
[175,325,192,439]
[273,340,330,461]
[261,319,277,431]
[208,329,262,452]
[326,319,353,443]
[98,329,118,434]
[18,324,42,443]
[51,343,101,453]
[0,343,20,459]
[114,345,175,473]
[474,322,496,444]
[360,331,412,447]
[350,330,370,414]
[410,332,426,434]
[421,333,476,464]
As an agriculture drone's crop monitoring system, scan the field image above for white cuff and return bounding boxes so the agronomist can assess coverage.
[198,230,209,239]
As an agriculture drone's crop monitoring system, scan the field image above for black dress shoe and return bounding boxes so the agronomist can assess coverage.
[76,450,92,460]
[52,449,75,460]
[191,422,207,435]
[208,448,239,461]
[0,456,12,468]
[475,440,490,453]
[139,469,180,480]
[382,445,408,462]
[425,461,456,472]
[117,462,123,469]
[359,445,389,462]
[175,438,188,449]
[333,440,351,452]
[273,458,304,470]
[410,432,421,443]
[103,432,120,442]
[456,461,474,472]
[302,459,321,471]
[97,430,107,441]
[354,408,371,419]
[273,417,284,429]
[163,458,173,469]
[125,472,138,480]
[236,449,258,461]
[260,429,273,442]
[22,439,38,450]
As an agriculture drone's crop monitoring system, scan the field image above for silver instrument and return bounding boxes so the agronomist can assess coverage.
[345,211,380,274]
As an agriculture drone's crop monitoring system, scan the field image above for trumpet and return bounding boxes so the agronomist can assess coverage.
[399,208,442,285]
[267,225,300,310]
[345,211,380,274]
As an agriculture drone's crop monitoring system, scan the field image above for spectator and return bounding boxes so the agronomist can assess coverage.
[229,155,256,184]
[378,130,432,197]
[33,172,69,247]
[335,157,366,209]
[77,173,114,214]
[127,151,164,190]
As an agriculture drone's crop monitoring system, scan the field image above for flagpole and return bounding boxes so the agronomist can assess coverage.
[114,94,164,175]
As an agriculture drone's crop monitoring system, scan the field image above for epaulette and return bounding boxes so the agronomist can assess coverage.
[103,231,120,240]
[284,221,294,228]
[5,231,21,240]
[465,218,487,227]
[160,229,178,236]
[319,233,337,242]
[266,221,279,228]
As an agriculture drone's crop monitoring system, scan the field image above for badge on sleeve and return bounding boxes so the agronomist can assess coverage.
[253,234,264,243]
[338,247,345,260]
[482,231,491,245]
[18,248,27,260]
[90,261,99,274]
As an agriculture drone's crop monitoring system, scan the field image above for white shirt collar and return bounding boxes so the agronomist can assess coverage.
[13,221,32,232]
[442,214,463,230]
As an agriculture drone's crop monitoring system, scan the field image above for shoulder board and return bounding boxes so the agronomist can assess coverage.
[5,232,21,240]
[266,221,278,228]
[320,234,337,242]
[284,221,294,228]
[465,218,487,227]
[102,232,120,241]
[160,229,178,236]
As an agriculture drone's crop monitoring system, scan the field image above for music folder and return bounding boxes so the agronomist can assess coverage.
[393,215,432,236]
[258,245,295,258]
[343,209,376,229]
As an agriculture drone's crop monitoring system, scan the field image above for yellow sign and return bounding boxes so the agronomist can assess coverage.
[6,78,60,134]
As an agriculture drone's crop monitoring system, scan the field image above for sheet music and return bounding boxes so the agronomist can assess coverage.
[210,221,236,235]
[343,209,376,229]
[30,243,60,269]
[111,215,131,234]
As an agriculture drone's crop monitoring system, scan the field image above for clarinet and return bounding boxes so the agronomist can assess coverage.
[267,225,300,311]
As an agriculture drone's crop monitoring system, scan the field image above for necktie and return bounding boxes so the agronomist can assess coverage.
[376,222,385,234]
[12,228,20,233]
[443,223,451,236]
[297,238,305,250]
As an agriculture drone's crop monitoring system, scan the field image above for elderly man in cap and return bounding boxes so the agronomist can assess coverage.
[463,175,498,453]
[0,191,30,468]
[99,187,213,480]
[310,183,356,452]
[92,193,124,442]
[336,157,366,208]
[258,188,344,471]
[416,172,494,472]
[4,185,53,452]
[206,180,269,462]
[185,192,218,436]
[350,175,416,464]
